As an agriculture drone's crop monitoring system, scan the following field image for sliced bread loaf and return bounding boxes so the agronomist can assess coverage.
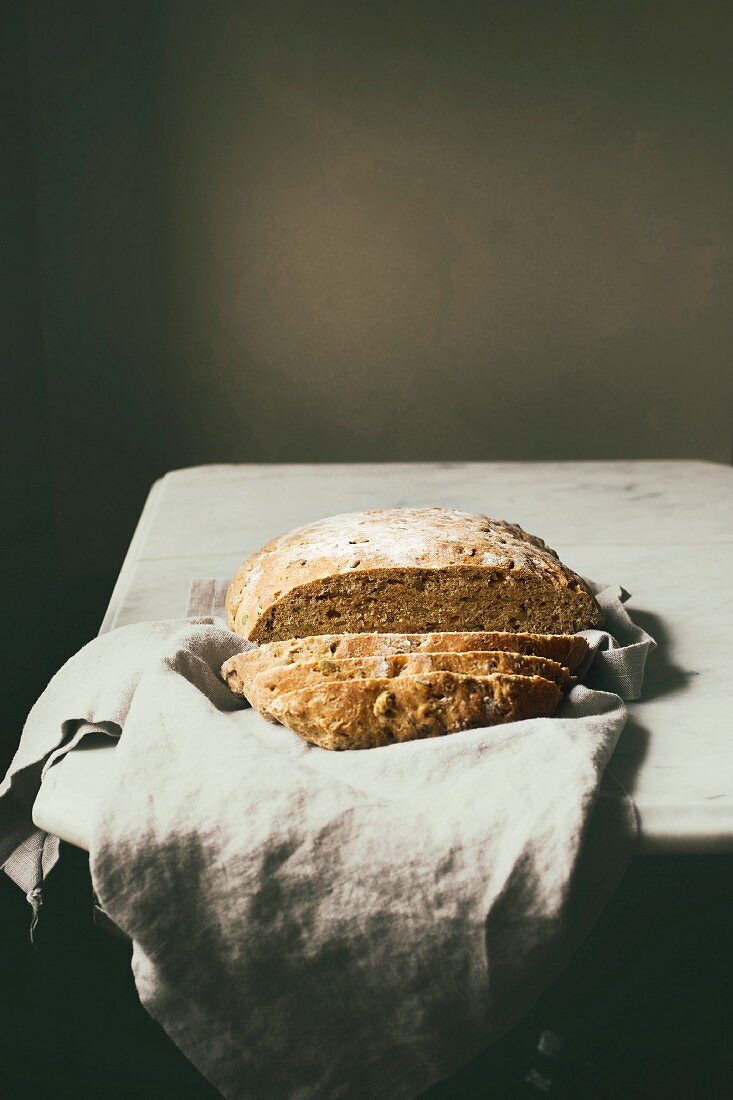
[226,507,602,642]
[265,671,563,750]
[227,650,570,713]
[221,630,589,695]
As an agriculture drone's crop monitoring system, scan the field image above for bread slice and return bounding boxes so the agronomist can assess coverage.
[230,650,571,713]
[264,671,563,750]
[221,630,589,697]
[226,507,602,642]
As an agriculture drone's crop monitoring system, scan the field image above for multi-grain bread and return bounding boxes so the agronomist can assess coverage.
[224,649,571,714]
[226,507,602,643]
[222,630,589,690]
[264,671,563,750]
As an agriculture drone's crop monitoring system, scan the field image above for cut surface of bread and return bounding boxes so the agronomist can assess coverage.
[226,507,602,642]
[227,650,571,713]
[265,671,563,750]
[221,630,589,697]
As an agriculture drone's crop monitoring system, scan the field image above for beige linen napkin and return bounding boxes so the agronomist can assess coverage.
[1,585,653,1099]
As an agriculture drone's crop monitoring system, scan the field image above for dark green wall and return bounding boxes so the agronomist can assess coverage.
[17,0,733,586]
[2,1,54,745]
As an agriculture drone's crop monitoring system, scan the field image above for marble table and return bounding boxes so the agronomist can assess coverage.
[32,461,733,854]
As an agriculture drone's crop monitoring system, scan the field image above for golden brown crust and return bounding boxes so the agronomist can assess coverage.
[265,672,563,750]
[227,650,571,714]
[226,508,602,642]
[221,630,589,699]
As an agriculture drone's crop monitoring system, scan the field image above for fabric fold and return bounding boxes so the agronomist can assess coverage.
[0,585,654,1100]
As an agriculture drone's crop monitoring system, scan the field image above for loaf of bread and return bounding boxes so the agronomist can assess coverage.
[226,507,601,643]
[264,671,563,750]
[222,630,589,688]
[224,649,571,714]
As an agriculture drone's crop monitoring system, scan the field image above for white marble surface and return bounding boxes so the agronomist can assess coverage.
[37,461,733,853]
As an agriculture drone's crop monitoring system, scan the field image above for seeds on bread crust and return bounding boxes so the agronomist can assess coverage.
[226,508,602,642]
[230,650,571,714]
[220,630,588,700]
[264,672,563,750]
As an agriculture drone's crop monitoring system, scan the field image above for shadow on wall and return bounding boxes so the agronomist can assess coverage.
[18,0,733,587]
[151,0,732,465]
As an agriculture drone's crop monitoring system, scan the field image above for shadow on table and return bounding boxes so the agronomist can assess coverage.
[606,605,693,793]
[630,607,694,702]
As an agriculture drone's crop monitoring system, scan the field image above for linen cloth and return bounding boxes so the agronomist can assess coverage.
[0,584,653,1099]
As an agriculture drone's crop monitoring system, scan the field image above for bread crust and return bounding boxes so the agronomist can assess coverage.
[265,671,563,750]
[221,630,589,700]
[226,508,602,642]
[226,649,571,714]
